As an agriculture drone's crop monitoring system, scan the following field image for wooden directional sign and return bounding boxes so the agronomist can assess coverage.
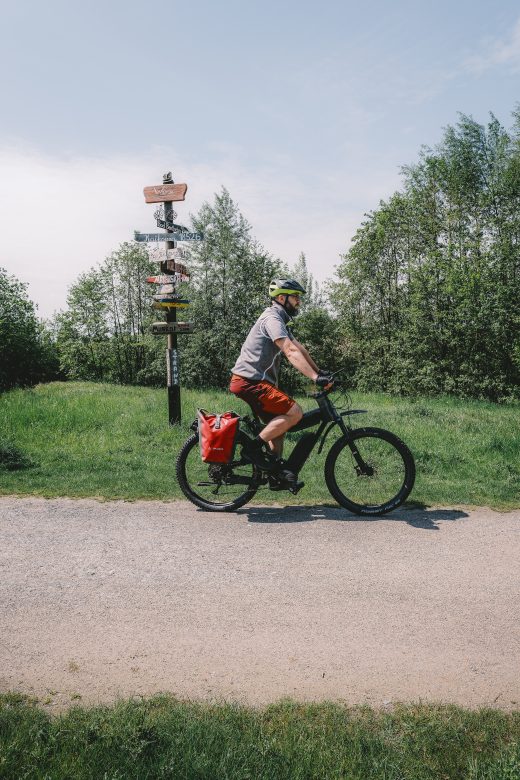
[147,275,177,284]
[135,231,203,242]
[146,273,190,284]
[143,183,187,203]
[146,275,175,284]
[161,258,182,273]
[151,321,195,335]
[152,301,190,310]
[155,284,176,295]
[155,261,189,278]
[156,219,189,231]
[153,294,188,302]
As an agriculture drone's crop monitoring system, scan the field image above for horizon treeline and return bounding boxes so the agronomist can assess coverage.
[331,110,520,401]
[1,110,519,401]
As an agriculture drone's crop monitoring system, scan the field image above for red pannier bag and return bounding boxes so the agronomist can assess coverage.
[198,409,240,463]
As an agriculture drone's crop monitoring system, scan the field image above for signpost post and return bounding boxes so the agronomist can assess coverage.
[139,172,202,425]
[162,174,181,425]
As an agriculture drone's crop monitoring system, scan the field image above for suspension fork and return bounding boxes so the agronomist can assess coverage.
[336,417,373,476]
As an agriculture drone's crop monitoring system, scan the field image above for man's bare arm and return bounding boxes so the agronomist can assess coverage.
[290,337,320,373]
[275,338,318,380]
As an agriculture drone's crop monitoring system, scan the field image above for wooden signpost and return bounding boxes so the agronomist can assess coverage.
[139,172,202,425]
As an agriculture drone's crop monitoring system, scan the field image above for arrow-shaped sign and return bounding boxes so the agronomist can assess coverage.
[135,231,203,242]
[156,284,176,295]
[143,183,187,203]
[152,301,190,310]
[146,274,190,284]
[156,219,189,231]
[153,295,190,303]
[151,322,195,335]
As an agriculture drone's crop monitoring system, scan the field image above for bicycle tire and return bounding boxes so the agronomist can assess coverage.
[176,432,260,512]
[325,427,415,516]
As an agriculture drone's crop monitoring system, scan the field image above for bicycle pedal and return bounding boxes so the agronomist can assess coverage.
[289,481,304,495]
[268,475,297,492]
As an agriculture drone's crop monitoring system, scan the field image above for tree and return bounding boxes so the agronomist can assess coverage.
[0,268,59,392]
[56,243,159,384]
[288,252,323,309]
[331,109,520,400]
[278,252,342,394]
[181,188,282,388]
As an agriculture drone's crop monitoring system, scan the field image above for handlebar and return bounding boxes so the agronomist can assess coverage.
[309,369,344,399]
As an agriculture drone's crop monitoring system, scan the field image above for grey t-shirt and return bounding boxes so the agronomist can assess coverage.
[231,304,294,385]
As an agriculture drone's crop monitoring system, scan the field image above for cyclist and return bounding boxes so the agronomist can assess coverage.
[229,279,333,486]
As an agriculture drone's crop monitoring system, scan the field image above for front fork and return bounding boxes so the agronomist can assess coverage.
[336,418,374,476]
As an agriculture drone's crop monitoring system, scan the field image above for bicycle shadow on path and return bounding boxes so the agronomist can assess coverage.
[240,504,469,530]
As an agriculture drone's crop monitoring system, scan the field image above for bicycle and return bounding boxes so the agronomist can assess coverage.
[176,376,416,515]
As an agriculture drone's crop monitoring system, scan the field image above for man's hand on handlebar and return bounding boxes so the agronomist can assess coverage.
[315,371,335,389]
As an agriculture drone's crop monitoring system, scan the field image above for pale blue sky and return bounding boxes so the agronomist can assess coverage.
[1,0,519,317]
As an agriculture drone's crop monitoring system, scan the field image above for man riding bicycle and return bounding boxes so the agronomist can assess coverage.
[229,279,333,487]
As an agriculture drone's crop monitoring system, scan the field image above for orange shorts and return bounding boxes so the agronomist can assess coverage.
[229,374,296,422]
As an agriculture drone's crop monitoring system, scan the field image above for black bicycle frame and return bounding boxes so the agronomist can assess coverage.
[243,392,369,478]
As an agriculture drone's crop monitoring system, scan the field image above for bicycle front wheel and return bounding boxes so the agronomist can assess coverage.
[325,427,415,515]
[176,432,260,512]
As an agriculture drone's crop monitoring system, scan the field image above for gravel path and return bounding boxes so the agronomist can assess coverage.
[1,496,519,712]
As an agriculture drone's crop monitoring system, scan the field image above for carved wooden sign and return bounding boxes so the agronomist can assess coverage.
[146,274,190,284]
[135,231,203,242]
[172,262,189,275]
[156,219,189,231]
[152,301,190,310]
[151,322,195,335]
[143,183,188,203]
[152,294,189,302]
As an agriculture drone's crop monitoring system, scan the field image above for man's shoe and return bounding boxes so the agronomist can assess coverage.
[268,469,305,493]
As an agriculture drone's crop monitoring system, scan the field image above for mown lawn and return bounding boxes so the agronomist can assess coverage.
[0,381,519,508]
[1,693,520,780]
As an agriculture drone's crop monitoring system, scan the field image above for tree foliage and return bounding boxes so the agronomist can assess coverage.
[278,253,340,394]
[0,268,59,392]
[331,111,520,400]
[55,243,158,384]
[180,188,282,388]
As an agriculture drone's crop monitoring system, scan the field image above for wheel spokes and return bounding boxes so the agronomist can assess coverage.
[339,439,406,506]
[184,448,257,505]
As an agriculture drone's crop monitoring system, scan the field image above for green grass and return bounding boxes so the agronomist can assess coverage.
[1,693,520,779]
[0,381,519,508]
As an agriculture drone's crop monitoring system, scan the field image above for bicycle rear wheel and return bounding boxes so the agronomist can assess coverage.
[176,432,260,512]
[325,427,415,515]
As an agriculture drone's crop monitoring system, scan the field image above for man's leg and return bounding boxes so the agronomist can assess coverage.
[229,377,302,472]
[259,403,303,457]
[267,434,285,458]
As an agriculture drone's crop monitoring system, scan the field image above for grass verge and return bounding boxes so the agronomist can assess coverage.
[0,381,519,508]
[1,693,520,780]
